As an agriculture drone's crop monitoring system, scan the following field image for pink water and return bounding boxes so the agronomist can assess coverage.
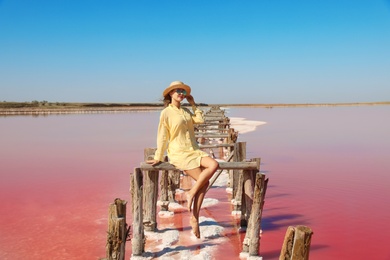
[0,106,389,259]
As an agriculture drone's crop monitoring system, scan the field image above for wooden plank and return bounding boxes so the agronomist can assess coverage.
[195,127,231,131]
[140,161,259,170]
[204,119,226,122]
[207,115,225,117]
[199,143,234,149]
[204,118,225,121]
[205,113,225,117]
[195,133,229,138]
[195,123,230,126]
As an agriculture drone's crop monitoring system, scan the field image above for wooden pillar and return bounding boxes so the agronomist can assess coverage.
[105,198,127,260]
[159,168,180,210]
[160,170,169,211]
[218,120,226,158]
[168,170,180,202]
[242,170,268,256]
[279,226,313,260]
[131,168,144,256]
[223,117,230,129]
[249,172,267,256]
[233,142,246,213]
[143,148,159,231]
[241,158,260,225]
[228,128,237,144]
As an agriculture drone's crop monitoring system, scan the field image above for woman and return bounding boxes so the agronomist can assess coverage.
[147,81,219,238]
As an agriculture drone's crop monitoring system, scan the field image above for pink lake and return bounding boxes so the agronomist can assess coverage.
[0,105,389,259]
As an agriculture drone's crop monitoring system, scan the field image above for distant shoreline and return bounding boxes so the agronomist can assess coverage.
[0,101,389,115]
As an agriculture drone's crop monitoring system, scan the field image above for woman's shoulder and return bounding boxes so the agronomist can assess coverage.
[160,105,175,117]
[160,106,171,113]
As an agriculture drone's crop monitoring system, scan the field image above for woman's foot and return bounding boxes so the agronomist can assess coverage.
[186,193,194,212]
[190,216,200,238]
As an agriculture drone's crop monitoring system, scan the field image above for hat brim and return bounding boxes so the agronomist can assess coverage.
[163,83,191,97]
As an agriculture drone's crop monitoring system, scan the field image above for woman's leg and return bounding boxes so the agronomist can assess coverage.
[184,156,219,238]
[185,156,219,212]
[190,182,208,238]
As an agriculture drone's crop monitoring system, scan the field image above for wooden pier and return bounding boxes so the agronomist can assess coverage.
[103,106,313,259]
[129,106,267,257]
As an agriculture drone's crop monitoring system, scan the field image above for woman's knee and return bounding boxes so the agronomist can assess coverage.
[201,157,219,174]
[211,159,219,172]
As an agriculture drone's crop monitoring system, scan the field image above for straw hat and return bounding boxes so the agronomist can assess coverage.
[163,81,191,97]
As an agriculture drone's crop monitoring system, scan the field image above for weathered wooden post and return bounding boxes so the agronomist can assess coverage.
[279,225,313,260]
[159,153,180,211]
[227,128,238,145]
[160,170,170,211]
[241,158,259,226]
[242,166,268,256]
[218,116,229,158]
[105,198,127,260]
[232,142,246,214]
[222,116,230,129]
[131,168,144,256]
[143,148,159,231]
[168,170,180,201]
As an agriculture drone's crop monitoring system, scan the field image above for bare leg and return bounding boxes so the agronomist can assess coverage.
[184,156,218,238]
[185,157,218,212]
[190,183,208,238]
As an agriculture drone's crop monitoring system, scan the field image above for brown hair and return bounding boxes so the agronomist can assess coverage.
[163,95,171,107]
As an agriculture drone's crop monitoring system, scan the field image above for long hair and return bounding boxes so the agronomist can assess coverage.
[163,95,171,107]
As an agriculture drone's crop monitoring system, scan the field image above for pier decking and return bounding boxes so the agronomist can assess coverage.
[103,106,312,260]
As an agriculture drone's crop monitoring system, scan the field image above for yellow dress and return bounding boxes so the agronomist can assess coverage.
[154,104,210,170]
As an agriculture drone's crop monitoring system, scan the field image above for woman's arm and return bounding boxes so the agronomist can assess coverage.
[148,110,169,165]
[186,95,204,124]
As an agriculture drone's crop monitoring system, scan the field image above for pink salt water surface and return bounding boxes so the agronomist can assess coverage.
[228,105,390,259]
[0,105,389,259]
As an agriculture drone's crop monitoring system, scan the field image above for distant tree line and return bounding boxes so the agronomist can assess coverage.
[1,101,209,109]
[0,101,69,108]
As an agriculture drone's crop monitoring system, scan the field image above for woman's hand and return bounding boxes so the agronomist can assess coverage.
[186,95,196,106]
[146,159,161,166]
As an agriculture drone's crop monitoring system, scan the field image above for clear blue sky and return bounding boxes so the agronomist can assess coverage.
[1,0,389,104]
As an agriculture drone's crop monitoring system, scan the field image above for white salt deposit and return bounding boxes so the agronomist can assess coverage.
[231,210,242,216]
[201,198,219,208]
[198,216,225,239]
[229,117,267,134]
[131,217,226,260]
[210,170,229,187]
[239,252,263,260]
[158,211,174,218]
[167,201,185,211]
